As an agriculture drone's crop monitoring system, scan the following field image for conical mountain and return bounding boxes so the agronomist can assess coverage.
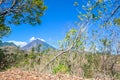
[22,39,55,51]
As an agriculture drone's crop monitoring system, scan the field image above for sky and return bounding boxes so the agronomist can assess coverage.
[2,0,80,48]
[2,0,119,53]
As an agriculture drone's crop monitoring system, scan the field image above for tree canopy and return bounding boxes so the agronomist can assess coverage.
[0,0,47,38]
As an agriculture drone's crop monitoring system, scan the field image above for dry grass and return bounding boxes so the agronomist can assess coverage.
[0,68,98,80]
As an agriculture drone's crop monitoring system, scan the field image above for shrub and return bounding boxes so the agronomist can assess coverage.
[52,63,70,74]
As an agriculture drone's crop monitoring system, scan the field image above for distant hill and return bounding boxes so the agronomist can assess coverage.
[0,41,16,47]
[22,39,56,51]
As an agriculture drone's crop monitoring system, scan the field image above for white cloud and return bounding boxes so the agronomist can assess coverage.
[7,41,27,47]
[29,37,45,42]
[6,37,45,47]
[30,37,36,42]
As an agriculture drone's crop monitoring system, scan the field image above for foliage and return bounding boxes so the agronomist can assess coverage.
[0,0,47,38]
[0,0,120,79]
[114,18,120,26]
[0,24,11,38]
[46,1,120,79]
[52,63,70,74]
[0,49,4,64]
[0,46,120,79]
[59,28,78,49]
[82,54,101,78]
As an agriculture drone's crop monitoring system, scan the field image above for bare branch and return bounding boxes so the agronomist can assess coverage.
[105,4,120,24]
[40,20,90,72]
[40,46,73,72]
[93,4,120,40]
[0,0,17,17]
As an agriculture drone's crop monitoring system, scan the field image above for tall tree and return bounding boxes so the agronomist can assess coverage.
[0,0,47,38]
[41,0,120,73]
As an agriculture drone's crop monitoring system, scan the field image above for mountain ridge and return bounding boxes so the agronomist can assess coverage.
[0,41,16,47]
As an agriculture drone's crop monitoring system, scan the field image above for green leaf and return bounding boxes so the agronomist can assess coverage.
[114,18,120,26]
[74,2,79,6]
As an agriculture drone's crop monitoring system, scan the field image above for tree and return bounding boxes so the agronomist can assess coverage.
[36,44,42,53]
[41,0,120,78]
[0,0,47,38]
[0,24,10,38]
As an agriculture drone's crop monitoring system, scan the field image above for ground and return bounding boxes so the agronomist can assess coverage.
[0,68,88,80]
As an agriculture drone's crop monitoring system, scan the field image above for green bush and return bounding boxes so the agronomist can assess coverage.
[82,64,93,78]
[82,54,97,78]
[0,49,4,61]
[52,64,70,74]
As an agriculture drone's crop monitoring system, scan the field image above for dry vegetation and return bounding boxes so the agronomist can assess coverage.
[0,68,115,80]
[0,68,87,80]
[0,46,120,80]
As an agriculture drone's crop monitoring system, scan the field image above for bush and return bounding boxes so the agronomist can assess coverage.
[52,64,70,74]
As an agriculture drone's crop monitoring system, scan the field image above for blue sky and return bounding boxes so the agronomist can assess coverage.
[2,0,80,48]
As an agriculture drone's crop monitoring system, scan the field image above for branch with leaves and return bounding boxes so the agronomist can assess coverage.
[41,0,120,74]
[0,0,47,38]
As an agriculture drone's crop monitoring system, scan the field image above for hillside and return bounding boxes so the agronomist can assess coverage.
[0,46,120,79]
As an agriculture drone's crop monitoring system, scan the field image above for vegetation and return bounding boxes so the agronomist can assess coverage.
[0,0,47,38]
[0,0,120,80]
[0,48,119,79]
